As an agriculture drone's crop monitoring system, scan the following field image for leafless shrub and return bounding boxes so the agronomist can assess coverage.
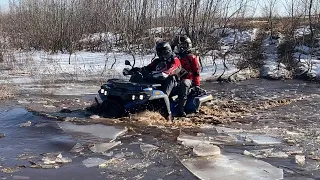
[237,32,266,71]
[0,84,15,100]
[0,0,256,53]
[0,0,318,84]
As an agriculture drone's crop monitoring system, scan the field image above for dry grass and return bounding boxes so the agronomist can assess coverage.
[108,97,298,128]
[0,84,15,100]
[121,111,199,128]
[199,98,297,117]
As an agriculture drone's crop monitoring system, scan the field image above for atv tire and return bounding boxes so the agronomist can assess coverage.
[100,99,124,118]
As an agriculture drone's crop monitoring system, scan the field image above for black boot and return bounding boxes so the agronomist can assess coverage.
[177,99,187,117]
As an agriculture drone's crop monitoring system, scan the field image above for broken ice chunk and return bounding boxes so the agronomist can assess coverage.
[41,153,72,165]
[295,155,306,166]
[181,153,284,180]
[58,122,127,141]
[70,143,84,153]
[140,143,159,155]
[89,141,121,153]
[193,143,221,157]
[214,126,243,134]
[55,154,72,164]
[239,133,281,145]
[243,149,288,158]
[19,121,32,127]
[83,158,108,168]
[177,133,237,147]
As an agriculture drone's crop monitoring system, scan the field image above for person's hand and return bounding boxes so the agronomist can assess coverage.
[153,72,169,80]
[132,67,141,72]
[194,86,201,91]
[122,68,130,76]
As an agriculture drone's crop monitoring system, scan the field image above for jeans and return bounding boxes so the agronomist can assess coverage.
[178,79,192,101]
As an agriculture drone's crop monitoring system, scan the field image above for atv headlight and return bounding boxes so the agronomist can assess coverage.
[143,88,152,91]
[104,91,108,96]
[100,89,105,94]
[139,95,144,100]
[132,95,136,100]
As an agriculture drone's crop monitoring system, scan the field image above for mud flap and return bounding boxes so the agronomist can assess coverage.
[95,97,101,108]
[195,95,213,112]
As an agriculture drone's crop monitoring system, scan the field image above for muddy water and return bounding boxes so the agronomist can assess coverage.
[1,79,320,179]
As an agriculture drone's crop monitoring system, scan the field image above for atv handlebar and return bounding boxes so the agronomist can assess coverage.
[123,60,170,83]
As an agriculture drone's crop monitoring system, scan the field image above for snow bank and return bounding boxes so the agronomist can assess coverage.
[198,28,259,81]
[79,32,121,45]
[291,30,320,81]
[260,37,291,80]
[12,50,155,81]
[211,28,258,53]
[295,26,312,38]
[148,27,185,35]
[5,28,267,83]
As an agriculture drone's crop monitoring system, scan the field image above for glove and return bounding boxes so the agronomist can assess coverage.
[122,68,130,76]
[193,86,202,94]
[153,72,169,80]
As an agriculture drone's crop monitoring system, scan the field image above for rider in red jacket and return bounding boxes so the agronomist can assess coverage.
[143,42,181,96]
[172,35,201,117]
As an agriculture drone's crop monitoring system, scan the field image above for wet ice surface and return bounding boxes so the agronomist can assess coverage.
[203,79,320,179]
[58,122,127,142]
[2,79,320,179]
[0,106,195,179]
[181,153,284,180]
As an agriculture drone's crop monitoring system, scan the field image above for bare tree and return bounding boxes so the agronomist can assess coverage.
[262,0,278,39]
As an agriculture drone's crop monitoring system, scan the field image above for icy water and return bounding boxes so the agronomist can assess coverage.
[1,79,320,179]
[204,79,320,180]
[0,105,195,179]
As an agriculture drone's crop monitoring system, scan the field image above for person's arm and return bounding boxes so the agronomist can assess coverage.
[163,57,181,75]
[190,55,200,86]
[144,58,159,71]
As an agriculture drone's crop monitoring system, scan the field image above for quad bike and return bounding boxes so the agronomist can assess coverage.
[95,60,213,120]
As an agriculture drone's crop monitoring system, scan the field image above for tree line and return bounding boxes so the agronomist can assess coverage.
[0,0,318,53]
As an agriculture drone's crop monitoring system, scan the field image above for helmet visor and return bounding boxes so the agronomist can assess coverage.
[178,42,189,50]
[157,49,171,59]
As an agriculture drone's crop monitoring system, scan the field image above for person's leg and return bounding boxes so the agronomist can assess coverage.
[162,76,177,96]
[177,79,192,117]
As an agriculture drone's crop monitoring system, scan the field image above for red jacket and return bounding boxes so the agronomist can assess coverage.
[145,57,181,76]
[179,54,200,86]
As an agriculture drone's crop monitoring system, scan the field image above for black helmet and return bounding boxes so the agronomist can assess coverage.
[176,35,192,54]
[156,42,173,61]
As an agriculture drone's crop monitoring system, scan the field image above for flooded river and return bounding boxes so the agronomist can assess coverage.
[1,79,320,179]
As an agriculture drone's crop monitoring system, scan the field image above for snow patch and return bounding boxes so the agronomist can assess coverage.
[261,37,291,79]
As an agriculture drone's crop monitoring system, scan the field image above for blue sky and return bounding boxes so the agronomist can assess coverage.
[0,0,8,9]
[0,0,7,6]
